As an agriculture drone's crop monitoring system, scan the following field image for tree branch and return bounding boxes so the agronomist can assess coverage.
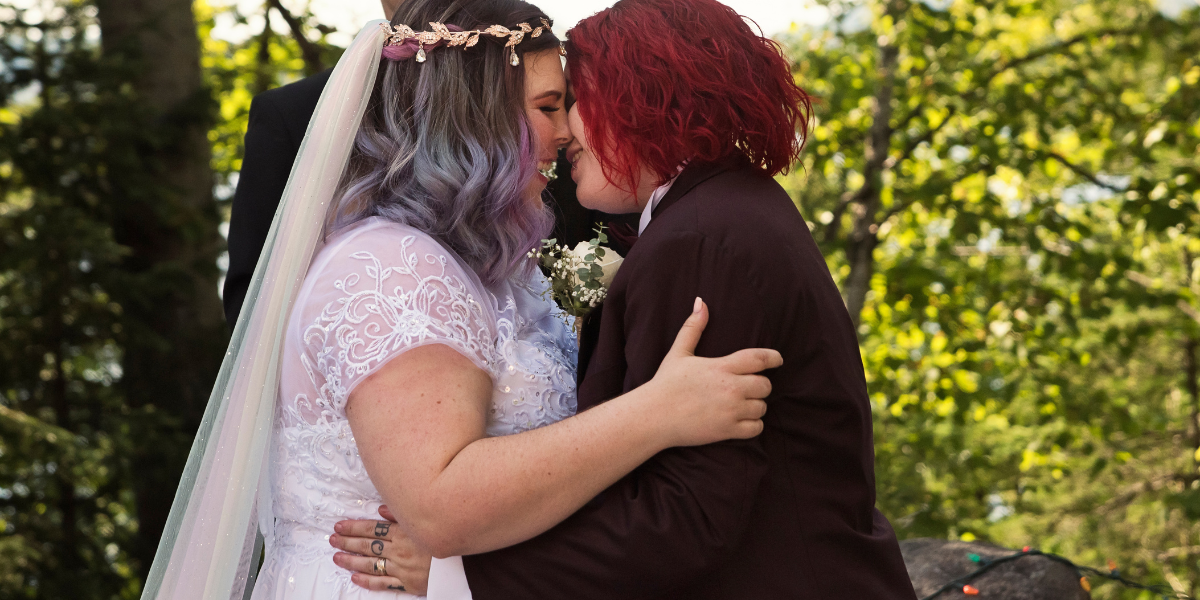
[1181,300,1200,326]
[266,0,324,73]
[1125,269,1157,289]
[885,106,958,170]
[0,404,78,449]
[892,100,925,135]
[984,24,1147,86]
[254,3,273,94]
[1046,151,1126,192]
[881,168,975,223]
[1124,269,1200,324]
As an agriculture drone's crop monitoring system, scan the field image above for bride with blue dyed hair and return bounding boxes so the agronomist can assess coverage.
[140,0,779,598]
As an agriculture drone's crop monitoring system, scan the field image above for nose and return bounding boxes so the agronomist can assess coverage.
[565,136,582,159]
[552,110,573,150]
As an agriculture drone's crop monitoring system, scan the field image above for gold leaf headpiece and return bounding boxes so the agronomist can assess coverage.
[381,18,555,66]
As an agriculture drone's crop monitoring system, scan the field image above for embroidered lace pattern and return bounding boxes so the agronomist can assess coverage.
[251,219,577,597]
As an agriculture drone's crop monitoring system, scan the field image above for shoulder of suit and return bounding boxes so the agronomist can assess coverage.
[249,69,333,145]
[253,69,333,113]
[665,165,801,234]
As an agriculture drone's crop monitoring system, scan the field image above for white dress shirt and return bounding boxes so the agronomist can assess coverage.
[639,172,683,235]
[426,555,472,600]
[424,171,684,600]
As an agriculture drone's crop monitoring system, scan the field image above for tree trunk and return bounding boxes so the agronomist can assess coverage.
[48,258,81,597]
[1186,338,1199,460]
[1185,250,1199,474]
[95,0,226,576]
[843,37,899,328]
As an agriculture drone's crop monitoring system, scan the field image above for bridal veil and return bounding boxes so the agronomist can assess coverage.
[140,21,387,600]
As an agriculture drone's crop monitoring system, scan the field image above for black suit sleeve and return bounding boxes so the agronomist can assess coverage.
[462,231,773,599]
[222,93,297,327]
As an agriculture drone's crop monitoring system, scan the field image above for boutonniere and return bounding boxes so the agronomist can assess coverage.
[528,225,623,323]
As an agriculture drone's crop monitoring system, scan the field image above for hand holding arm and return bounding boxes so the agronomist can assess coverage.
[460,231,778,600]
[344,299,778,558]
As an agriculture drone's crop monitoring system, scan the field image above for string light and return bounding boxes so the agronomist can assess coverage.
[919,548,1193,600]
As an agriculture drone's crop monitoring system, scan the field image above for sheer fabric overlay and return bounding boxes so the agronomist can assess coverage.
[140,22,389,600]
[250,218,578,598]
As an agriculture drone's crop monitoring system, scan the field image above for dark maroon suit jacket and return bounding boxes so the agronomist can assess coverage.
[461,156,916,599]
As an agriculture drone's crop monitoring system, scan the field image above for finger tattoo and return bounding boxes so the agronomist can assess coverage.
[371,540,384,556]
[374,522,390,537]
[388,585,407,592]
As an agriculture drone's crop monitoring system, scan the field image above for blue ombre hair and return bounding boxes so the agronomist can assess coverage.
[328,0,559,286]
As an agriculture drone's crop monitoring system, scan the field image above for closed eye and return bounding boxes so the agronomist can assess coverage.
[532,90,564,114]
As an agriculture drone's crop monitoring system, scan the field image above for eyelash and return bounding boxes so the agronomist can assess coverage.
[540,107,561,113]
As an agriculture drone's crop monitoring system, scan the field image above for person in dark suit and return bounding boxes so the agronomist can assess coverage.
[452,152,916,599]
[221,0,614,327]
[223,68,330,325]
[335,0,917,598]
[452,1,916,597]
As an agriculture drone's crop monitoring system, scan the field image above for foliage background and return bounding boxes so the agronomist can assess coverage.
[0,0,1198,598]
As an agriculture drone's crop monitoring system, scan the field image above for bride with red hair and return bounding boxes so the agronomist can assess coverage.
[334,1,918,598]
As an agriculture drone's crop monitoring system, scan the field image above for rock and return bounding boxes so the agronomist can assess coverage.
[900,538,1091,599]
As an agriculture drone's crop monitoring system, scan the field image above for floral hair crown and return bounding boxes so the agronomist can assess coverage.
[380,18,559,66]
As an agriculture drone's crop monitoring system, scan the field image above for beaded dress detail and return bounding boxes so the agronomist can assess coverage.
[250,218,577,599]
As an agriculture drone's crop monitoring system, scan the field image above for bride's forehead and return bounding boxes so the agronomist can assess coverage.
[523,49,567,82]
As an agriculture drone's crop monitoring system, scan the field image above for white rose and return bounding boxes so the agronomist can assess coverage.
[570,241,624,288]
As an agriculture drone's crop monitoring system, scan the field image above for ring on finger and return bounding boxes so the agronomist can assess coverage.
[373,558,387,576]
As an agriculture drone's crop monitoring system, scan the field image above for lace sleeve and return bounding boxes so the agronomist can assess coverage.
[295,222,498,412]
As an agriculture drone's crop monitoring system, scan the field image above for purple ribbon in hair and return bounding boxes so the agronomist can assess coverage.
[382,24,465,61]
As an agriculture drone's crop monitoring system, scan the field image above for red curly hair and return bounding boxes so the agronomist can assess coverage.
[565,0,812,191]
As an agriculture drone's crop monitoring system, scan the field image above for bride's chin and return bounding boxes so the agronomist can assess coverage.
[524,174,552,200]
[524,185,548,205]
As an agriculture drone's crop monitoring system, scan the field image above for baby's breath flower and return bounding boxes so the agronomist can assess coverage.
[532,225,622,324]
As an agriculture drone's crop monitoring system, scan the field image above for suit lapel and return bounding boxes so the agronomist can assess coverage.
[575,155,749,399]
[575,302,604,387]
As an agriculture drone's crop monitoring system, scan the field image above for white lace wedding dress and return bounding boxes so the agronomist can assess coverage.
[249,217,578,599]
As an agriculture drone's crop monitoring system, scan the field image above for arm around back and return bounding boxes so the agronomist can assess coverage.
[327,227,776,558]
[461,230,777,600]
